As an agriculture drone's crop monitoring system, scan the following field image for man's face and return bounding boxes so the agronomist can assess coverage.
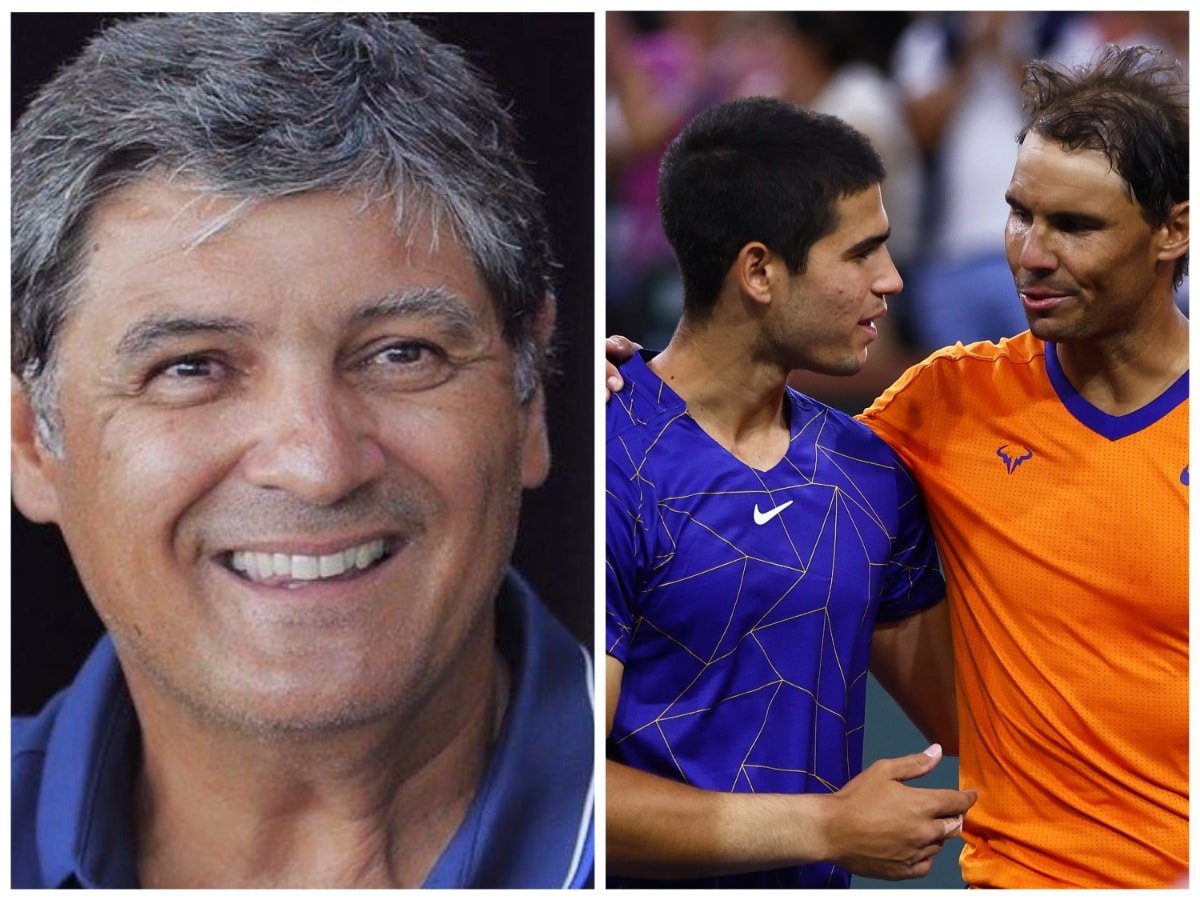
[1004,132,1170,344]
[18,178,549,733]
[774,185,901,374]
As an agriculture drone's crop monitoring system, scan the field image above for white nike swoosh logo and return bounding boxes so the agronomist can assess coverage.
[753,500,793,526]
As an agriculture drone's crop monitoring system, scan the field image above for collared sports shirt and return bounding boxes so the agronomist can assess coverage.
[606,352,945,889]
[12,569,594,889]
[861,331,1188,887]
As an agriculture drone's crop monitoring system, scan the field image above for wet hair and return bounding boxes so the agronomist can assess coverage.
[1018,44,1188,287]
[657,96,884,318]
[12,13,556,451]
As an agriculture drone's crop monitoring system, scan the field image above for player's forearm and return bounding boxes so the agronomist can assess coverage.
[606,759,835,879]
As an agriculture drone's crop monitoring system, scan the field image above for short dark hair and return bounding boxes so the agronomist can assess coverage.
[1018,44,1188,287]
[657,96,884,318]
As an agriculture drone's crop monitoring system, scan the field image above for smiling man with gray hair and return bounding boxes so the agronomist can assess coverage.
[11,13,593,888]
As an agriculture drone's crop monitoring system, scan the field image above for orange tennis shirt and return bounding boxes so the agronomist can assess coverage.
[861,331,1188,888]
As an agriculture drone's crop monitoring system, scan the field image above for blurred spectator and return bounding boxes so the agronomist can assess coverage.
[892,12,1039,353]
[607,12,740,348]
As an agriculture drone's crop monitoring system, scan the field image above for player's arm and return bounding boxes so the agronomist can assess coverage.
[870,598,958,754]
[606,655,975,881]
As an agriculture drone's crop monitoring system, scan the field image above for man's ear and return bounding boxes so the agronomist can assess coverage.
[1157,200,1189,264]
[732,242,779,308]
[12,375,63,524]
[519,293,554,489]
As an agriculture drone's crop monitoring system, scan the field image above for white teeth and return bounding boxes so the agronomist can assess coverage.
[229,539,387,584]
[292,556,320,581]
[355,543,375,570]
[318,553,345,578]
[255,552,273,576]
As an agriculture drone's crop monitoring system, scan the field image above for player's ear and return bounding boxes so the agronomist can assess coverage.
[1157,200,1189,264]
[11,375,64,524]
[733,242,776,308]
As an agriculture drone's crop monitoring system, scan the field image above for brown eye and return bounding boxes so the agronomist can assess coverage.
[359,340,455,392]
[376,343,428,365]
[160,355,222,379]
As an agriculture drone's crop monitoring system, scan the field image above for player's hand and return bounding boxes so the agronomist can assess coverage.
[817,744,977,881]
[605,335,639,400]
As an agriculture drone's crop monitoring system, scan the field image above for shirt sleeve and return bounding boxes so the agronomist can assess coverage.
[875,448,945,623]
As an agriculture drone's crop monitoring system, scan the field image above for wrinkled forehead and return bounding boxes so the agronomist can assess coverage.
[74,176,499,331]
[79,175,498,313]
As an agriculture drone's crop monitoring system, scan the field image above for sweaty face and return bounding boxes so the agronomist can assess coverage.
[773,185,902,375]
[28,178,548,733]
[1004,133,1169,344]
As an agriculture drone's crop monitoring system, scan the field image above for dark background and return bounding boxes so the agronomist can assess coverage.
[10,12,595,715]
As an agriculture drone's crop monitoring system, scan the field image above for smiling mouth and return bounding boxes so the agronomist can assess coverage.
[225,538,394,586]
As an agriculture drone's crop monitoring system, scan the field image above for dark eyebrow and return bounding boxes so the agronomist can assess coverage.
[1004,192,1027,210]
[115,315,253,359]
[844,228,890,258]
[353,286,486,342]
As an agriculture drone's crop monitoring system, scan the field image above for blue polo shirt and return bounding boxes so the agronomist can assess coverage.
[13,569,594,889]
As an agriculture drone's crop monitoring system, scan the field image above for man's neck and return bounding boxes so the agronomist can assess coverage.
[649,315,792,470]
[1054,300,1189,416]
[128,630,507,888]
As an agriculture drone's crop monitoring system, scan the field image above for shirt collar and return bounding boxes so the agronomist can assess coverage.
[421,568,594,887]
[1045,340,1189,440]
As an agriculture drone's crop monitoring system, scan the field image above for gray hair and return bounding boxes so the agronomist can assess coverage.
[13,13,556,451]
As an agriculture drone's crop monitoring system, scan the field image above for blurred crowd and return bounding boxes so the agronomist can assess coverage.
[606,11,1189,412]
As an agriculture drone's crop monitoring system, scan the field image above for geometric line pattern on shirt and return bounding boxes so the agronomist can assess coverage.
[610,390,917,794]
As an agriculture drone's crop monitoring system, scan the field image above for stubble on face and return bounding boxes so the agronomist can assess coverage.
[1004,133,1165,346]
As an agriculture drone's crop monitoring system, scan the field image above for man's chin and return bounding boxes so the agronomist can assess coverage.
[179,676,423,739]
[1026,315,1072,344]
[810,353,868,378]
[121,642,427,739]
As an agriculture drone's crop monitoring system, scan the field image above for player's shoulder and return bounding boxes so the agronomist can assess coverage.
[911,331,1043,376]
[606,354,689,458]
[868,331,1045,414]
[787,387,902,464]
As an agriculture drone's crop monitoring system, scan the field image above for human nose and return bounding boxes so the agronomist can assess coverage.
[874,247,904,297]
[1015,221,1058,274]
[240,372,386,505]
